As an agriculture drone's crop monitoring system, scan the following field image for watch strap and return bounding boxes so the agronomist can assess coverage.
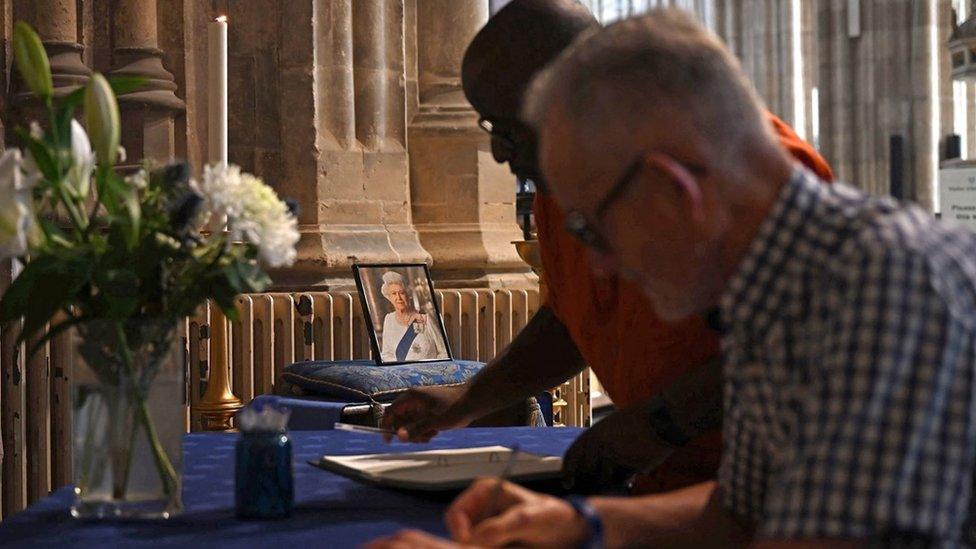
[567,495,604,549]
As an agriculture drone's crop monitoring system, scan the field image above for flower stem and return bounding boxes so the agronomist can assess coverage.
[112,322,179,499]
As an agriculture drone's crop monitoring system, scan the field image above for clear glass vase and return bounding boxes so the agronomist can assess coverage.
[71,319,185,520]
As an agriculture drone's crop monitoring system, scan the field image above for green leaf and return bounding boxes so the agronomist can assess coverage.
[97,168,126,214]
[93,268,139,319]
[53,103,75,149]
[59,86,85,113]
[0,253,92,344]
[123,188,141,248]
[231,261,271,294]
[14,127,58,181]
[13,22,52,100]
[84,73,120,166]
[107,76,147,97]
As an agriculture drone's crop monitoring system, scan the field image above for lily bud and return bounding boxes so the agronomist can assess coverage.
[12,22,52,100]
[84,73,121,166]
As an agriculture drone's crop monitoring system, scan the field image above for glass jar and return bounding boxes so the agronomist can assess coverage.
[235,430,294,519]
[72,319,184,520]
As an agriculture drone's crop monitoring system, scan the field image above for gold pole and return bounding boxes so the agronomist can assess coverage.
[197,305,243,431]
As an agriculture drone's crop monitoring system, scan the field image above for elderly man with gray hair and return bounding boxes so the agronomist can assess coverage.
[368,8,976,549]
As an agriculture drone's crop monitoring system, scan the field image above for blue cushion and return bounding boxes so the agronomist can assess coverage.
[281,359,484,402]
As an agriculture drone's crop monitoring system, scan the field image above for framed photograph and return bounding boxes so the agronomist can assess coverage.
[353,263,453,365]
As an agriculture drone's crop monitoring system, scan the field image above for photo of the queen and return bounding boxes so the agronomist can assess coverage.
[354,264,452,364]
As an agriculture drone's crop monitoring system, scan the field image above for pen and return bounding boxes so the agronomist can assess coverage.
[481,444,521,523]
[333,422,394,436]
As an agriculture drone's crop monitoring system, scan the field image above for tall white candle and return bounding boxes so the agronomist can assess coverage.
[208,15,228,167]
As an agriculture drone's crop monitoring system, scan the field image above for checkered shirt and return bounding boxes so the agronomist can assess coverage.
[718,167,976,546]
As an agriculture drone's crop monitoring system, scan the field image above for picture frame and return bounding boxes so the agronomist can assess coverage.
[353,263,454,365]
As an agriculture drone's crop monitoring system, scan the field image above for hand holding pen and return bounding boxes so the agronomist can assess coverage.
[441,446,592,547]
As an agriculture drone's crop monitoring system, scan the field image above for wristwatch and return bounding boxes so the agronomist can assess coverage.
[567,495,604,549]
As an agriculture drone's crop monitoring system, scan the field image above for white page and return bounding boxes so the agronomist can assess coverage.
[320,446,562,485]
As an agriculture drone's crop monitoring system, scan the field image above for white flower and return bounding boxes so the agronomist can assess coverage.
[0,149,39,260]
[197,163,299,268]
[125,168,148,190]
[68,119,94,197]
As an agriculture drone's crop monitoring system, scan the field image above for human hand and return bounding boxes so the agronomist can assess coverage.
[562,404,675,494]
[363,529,470,549]
[444,477,589,547]
[381,385,474,443]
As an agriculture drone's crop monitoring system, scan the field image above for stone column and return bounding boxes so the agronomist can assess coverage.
[353,0,406,151]
[268,0,429,290]
[110,0,185,164]
[408,0,533,288]
[12,0,89,96]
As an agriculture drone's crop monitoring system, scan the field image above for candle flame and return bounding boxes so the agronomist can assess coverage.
[215,15,228,23]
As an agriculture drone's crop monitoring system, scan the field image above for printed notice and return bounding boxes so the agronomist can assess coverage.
[939,167,976,231]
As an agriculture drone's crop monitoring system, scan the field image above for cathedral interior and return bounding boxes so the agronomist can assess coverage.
[1,0,975,542]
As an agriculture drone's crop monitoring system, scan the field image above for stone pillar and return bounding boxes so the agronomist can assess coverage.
[12,0,89,96]
[268,0,429,290]
[408,0,533,288]
[353,0,406,151]
[110,0,185,164]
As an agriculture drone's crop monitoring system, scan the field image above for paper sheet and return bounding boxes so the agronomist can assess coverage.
[318,446,562,487]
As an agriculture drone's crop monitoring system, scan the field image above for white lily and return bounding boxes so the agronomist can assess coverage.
[0,149,39,260]
[68,119,94,197]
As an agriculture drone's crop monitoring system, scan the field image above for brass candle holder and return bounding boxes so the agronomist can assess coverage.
[197,305,243,431]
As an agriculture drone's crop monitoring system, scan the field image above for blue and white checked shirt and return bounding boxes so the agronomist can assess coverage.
[718,167,976,545]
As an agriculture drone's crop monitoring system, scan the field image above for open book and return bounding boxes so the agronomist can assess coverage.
[311,446,563,491]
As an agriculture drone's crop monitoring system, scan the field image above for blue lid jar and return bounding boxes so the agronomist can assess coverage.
[235,430,294,520]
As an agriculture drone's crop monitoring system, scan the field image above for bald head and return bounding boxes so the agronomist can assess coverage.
[524,9,775,175]
[462,0,598,120]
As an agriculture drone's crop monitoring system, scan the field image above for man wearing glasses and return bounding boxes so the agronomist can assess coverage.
[372,8,976,549]
[382,0,832,495]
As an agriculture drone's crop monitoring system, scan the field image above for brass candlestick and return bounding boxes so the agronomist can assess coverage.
[197,305,243,431]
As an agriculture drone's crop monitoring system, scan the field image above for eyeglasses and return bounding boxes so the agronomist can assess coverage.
[564,157,645,254]
[564,154,706,254]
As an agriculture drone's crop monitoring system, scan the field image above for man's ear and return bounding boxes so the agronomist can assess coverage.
[643,152,706,223]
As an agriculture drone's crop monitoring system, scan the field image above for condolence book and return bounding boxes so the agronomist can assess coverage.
[311,446,562,491]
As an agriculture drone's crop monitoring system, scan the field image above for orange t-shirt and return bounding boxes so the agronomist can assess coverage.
[534,114,833,490]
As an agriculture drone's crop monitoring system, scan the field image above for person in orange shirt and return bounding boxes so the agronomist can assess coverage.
[381,0,833,493]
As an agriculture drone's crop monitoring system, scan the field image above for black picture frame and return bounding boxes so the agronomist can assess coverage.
[353,263,454,365]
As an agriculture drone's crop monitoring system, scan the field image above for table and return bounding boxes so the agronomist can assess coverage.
[0,427,583,548]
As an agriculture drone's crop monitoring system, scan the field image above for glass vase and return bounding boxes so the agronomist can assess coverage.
[71,318,185,520]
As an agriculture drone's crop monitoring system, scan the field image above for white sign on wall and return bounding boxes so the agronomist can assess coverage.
[939,166,976,231]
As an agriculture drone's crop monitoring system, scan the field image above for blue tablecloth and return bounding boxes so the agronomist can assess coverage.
[0,427,583,548]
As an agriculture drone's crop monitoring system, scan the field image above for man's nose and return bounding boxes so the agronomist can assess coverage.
[587,247,618,278]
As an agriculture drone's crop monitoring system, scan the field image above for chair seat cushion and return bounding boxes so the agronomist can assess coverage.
[281,359,484,402]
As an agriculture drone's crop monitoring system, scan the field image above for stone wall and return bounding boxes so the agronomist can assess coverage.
[0,0,966,281]
[589,0,960,208]
[1,0,533,290]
